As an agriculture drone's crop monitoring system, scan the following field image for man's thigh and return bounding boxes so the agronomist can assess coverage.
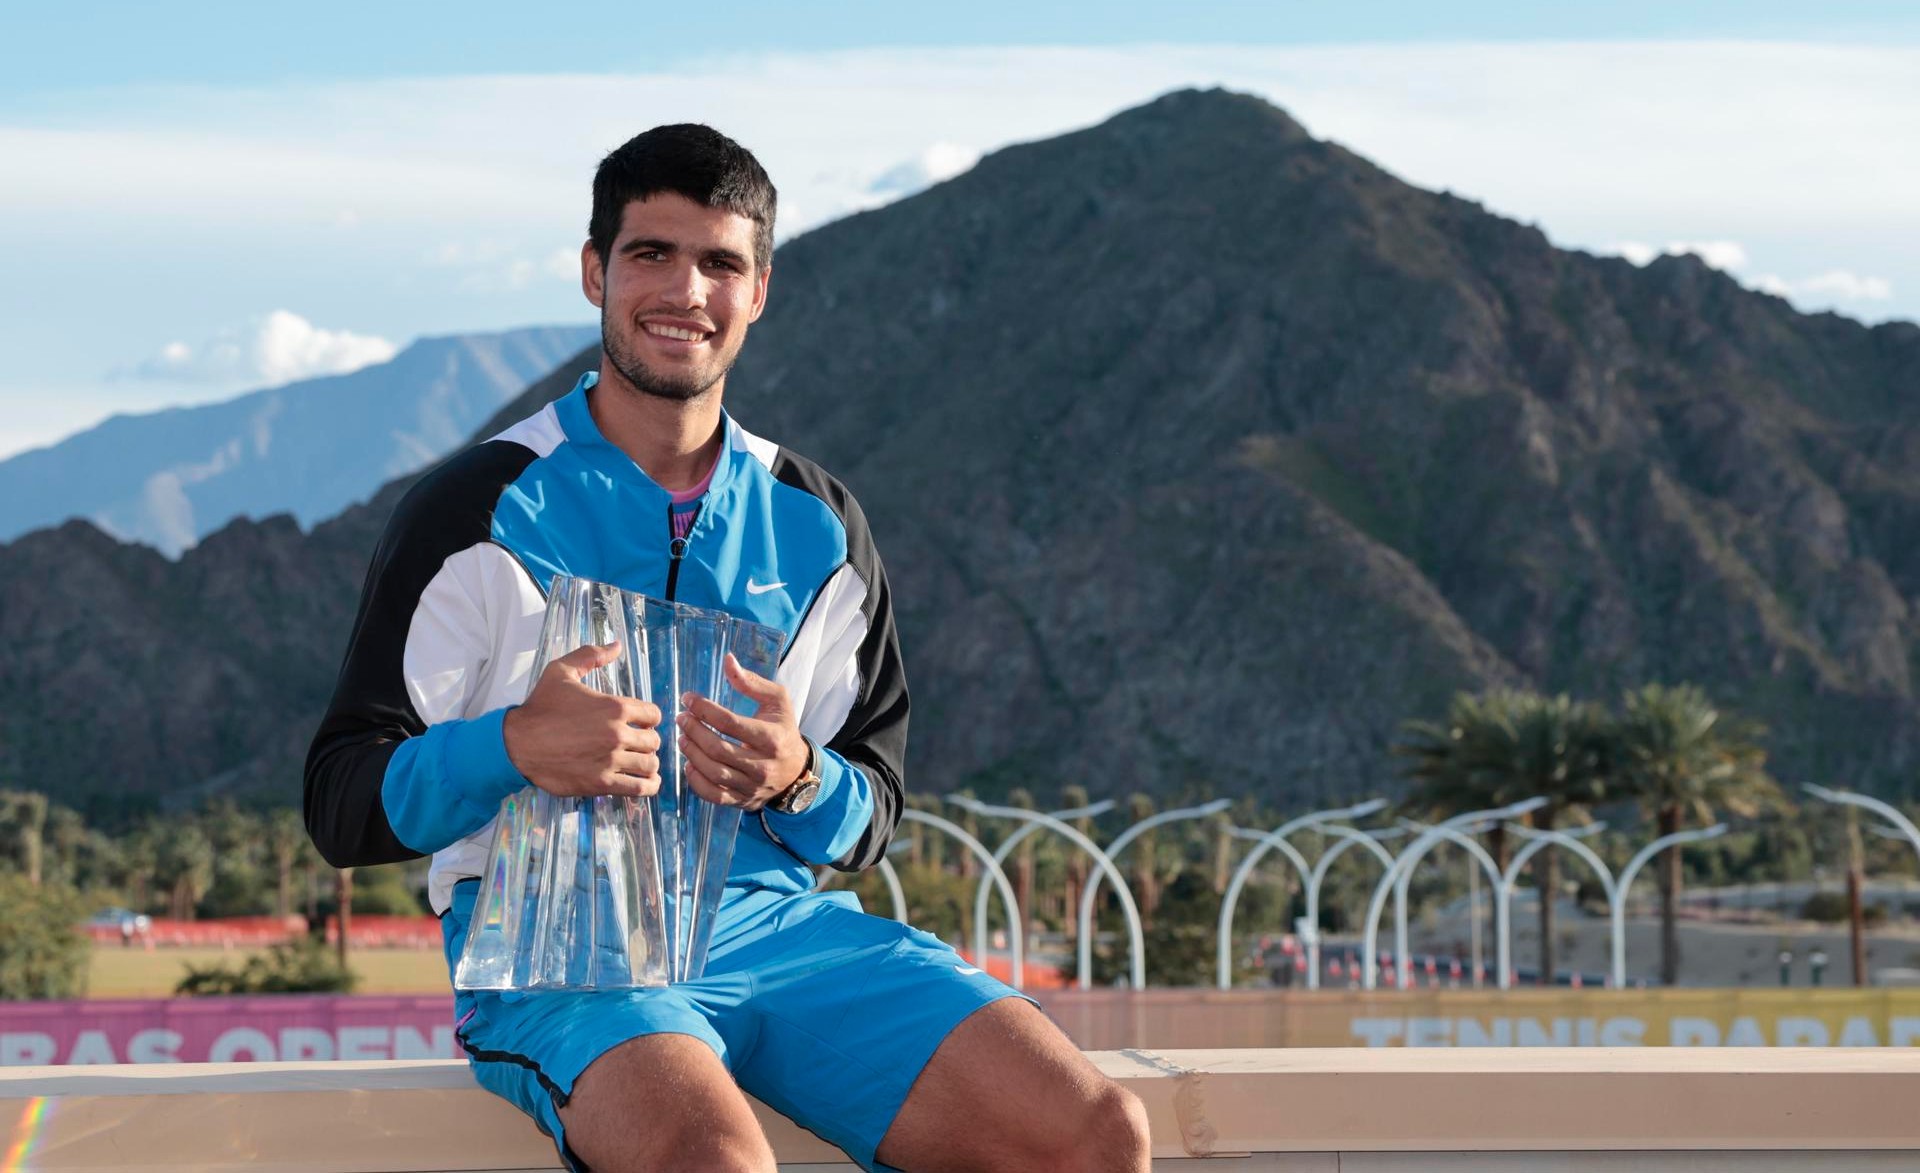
[874,999,1148,1173]
[727,899,1030,1172]
[560,1032,775,1173]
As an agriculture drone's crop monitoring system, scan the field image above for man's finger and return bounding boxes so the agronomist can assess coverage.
[616,723,662,755]
[685,765,748,807]
[597,769,659,798]
[618,697,663,730]
[722,654,789,713]
[611,750,659,780]
[673,712,755,773]
[679,693,767,748]
[550,641,622,682]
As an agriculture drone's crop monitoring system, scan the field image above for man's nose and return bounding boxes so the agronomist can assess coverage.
[663,262,708,309]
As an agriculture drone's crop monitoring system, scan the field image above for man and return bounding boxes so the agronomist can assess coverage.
[305,124,1149,1173]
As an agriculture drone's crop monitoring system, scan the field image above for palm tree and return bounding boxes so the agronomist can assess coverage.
[1060,784,1092,928]
[1126,793,1159,926]
[156,824,215,921]
[1398,690,1612,984]
[269,809,314,921]
[1611,683,1776,986]
[1398,689,1537,875]
[0,790,49,886]
[1007,788,1037,946]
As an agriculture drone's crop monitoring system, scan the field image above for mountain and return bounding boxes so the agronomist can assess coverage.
[4,88,1919,820]
[0,325,596,556]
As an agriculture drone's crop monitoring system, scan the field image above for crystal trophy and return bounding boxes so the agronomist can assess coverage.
[455,575,786,990]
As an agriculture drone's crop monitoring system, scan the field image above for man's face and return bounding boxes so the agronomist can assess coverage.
[584,193,770,403]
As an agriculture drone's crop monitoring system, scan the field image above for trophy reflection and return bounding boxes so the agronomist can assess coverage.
[455,575,786,990]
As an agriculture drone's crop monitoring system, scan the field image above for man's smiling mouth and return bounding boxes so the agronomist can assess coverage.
[644,322,711,342]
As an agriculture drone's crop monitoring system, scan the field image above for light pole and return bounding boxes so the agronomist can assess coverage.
[898,808,1025,988]
[1368,820,1508,989]
[1215,799,1390,990]
[1805,785,1920,862]
[1295,825,1402,989]
[1610,823,1727,989]
[969,799,1116,983]
[948,796,1146,990]
[1360,797,1547,991]
[1074,798,1231,990]
[1499,822,1608,987]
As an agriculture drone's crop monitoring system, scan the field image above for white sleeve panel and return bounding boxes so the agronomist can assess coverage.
[402,542,546,726]
[779,561,871,744]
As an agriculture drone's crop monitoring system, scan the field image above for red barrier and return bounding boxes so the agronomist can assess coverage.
[323,915,442,949]
[85,916,309,948]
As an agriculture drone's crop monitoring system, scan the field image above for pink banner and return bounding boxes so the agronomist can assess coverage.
[0,995,459,1065]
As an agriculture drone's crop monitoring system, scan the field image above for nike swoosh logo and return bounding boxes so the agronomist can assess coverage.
[954,965,983,976]
[746,579,787,595]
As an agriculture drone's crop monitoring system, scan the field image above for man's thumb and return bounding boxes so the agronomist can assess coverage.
[550,640,622,680]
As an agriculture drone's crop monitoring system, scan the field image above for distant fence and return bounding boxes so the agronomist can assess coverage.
[83,915,442,949]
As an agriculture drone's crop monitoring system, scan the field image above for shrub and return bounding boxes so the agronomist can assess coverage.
[175,935,357,996]
[0,874,88,999]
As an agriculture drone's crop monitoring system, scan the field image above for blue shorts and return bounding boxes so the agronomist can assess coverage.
[441,879,1029,1172]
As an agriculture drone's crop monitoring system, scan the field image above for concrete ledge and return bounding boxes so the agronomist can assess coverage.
[9,1049,1920,1170]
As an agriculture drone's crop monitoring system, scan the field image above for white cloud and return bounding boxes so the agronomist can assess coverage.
[1604,240,1893,309]
[1603,240,1749,271]
[1792,270,1894,301]
[431,241,580,292]
[1752,268,1894,307]
[866,142,982,201]
[5,39,1920,449]
[124,310,396,387]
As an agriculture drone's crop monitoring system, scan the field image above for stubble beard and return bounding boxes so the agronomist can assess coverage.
[601,306,736,403]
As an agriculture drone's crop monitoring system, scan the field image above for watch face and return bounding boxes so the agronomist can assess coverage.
[780,777,822,814]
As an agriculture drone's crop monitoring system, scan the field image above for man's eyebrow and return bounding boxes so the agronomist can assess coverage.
[702,246,750,267]
[618,237,675,255]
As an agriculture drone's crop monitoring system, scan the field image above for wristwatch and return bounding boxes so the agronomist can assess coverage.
[767,738,822,814]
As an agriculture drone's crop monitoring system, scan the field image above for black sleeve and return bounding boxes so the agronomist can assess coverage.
[771,453,907,873]
[303,441,537,868]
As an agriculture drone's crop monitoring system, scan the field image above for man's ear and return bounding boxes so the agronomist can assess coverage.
[581,240,605,309]
[748,263,771,324]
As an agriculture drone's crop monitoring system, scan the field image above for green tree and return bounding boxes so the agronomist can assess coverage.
[1612,683,1777,986]
[1126,793,1159,926]
[1397,690,1535,875]
[269,808,315,920]
[154,823,214,921]
[0,790,49,886]
[1398,689,1612,983]
[0,874,88,999]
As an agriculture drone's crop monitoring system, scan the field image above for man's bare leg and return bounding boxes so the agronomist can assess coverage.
[559,1033,775,1173]
[874,999,1150,1173]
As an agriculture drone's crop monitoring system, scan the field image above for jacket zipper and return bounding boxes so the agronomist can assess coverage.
[664,502,694,600]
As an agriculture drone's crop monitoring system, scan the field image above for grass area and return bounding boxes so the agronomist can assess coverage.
[86,944,451,998]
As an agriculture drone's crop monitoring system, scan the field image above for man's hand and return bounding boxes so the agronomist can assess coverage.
[503,642,663,798]
[675,653,810,810]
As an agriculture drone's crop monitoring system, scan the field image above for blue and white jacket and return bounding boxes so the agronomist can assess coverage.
[304,372,907,915]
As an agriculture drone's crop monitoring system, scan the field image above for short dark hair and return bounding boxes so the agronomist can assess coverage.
[589,124,777,271]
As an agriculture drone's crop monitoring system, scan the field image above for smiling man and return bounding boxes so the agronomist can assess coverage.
[304,125,1149,1173]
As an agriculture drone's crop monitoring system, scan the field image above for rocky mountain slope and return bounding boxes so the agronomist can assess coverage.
[0,325,595,555]
[4,89,1917,817]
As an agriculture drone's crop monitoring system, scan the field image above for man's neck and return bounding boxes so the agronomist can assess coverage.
[589,363,725,492]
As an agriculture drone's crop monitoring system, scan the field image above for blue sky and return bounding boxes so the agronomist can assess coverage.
[4,3,1919,459]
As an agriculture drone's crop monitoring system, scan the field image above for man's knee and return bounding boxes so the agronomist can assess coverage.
[1069,1080,1152,1171]
[561,1034,776,1173]
[1019,1078,1150,1173]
